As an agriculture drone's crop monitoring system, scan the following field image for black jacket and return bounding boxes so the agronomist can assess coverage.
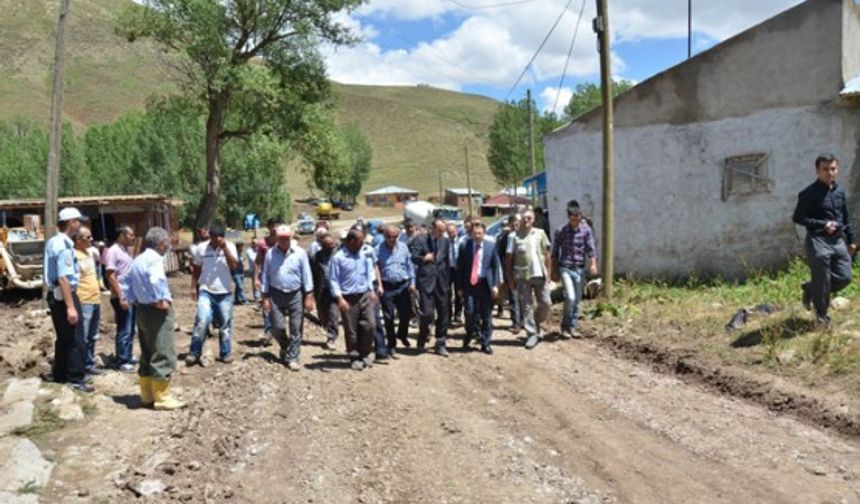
[411,233,450,294]
[793,180,854,244]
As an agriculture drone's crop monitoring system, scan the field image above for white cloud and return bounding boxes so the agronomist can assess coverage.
[539,86,573,115]
[325,0,805,94]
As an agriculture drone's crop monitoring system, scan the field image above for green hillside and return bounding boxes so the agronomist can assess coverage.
[0,0,501,198]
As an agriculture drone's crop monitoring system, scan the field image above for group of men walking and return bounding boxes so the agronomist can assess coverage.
[41,152,854,412]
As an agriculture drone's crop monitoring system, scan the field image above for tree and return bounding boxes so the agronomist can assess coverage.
[116,0,364,230]
[335,123,372,203]
[487,98,562,188]
[563,80,634,120]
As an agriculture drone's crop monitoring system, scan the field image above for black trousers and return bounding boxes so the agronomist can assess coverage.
[48,291,87,384]
[449,268,463,320]
[805,235,853,318]
[381,280,411,349]
[418,286,450,348]
[464,279,494,347]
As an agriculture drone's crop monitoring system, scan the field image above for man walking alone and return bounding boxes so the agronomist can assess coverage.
[793,154,856,328]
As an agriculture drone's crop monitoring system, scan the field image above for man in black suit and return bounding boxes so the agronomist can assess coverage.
[411,219,451,356]
[457,221,500,354]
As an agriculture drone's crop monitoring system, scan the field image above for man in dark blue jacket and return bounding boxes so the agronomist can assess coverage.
[792,154,856,328]
[457,221,500,354]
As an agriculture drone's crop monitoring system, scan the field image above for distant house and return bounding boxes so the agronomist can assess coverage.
[522,171,547,208]
[480,193,530,217]
[544,0,860,280]
[444,188,484,210]
[365,186,419,207]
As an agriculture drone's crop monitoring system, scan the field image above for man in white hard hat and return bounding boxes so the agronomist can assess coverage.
[44,207,93,393]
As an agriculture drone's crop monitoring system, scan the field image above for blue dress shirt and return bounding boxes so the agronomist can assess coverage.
[121,248,172,305]
[261,244,314,295]
[330,247,375,297]
[376,241,415,284]
[44,233,79,289]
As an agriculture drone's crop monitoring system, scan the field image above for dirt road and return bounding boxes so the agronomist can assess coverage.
[4,277,858,503]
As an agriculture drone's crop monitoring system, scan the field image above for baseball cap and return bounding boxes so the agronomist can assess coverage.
[58,207,88,222]
[275,225,292,237]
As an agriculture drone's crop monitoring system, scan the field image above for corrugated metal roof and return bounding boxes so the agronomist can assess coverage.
[366,185,419,196]
[841,74,860,97]
[482,194,530,207]
[0,194,183,210]
[445,188,483,196]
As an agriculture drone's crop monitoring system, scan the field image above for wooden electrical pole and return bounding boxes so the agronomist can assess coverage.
[688,0,692,59]
[527,88,536,176]
[438,169,443,202]
[527,88,537,208]
[45,0,72,240]
[464,145,473,218]
[595,0,615,299]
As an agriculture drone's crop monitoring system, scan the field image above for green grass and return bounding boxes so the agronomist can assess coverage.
[12,402,66,439]
[0,1,501,198]
[591,259,860,390]
[17,480,41,495]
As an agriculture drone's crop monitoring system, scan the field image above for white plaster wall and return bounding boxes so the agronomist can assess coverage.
[545,105,860,280]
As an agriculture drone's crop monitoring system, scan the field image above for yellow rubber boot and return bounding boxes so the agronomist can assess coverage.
[139,376,154,407]
[151,379,186,411]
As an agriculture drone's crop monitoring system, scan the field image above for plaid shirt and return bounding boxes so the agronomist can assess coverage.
[552,222,596,268]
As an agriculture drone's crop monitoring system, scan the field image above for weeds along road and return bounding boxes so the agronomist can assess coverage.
[31,275,860,503]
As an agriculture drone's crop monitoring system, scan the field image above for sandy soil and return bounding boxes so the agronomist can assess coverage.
[1,274,859,503]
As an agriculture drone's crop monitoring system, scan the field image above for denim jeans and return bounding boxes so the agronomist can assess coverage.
[190,290,233,359]
[560,267,586,331]
[80,303,100,370]
[233,271,248,304]
[110,298,136,366]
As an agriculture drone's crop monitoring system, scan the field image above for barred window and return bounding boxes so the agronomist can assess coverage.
[721,153,772,201]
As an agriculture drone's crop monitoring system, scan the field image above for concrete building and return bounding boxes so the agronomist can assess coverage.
[365,186,419,207]
[544,0,860,280]
[444,188,484,210]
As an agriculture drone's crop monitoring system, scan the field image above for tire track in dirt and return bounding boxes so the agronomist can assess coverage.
[29,284,860,503]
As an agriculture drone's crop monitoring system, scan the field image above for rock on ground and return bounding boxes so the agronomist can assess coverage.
[0,378,41,435]
[0,437,54,493]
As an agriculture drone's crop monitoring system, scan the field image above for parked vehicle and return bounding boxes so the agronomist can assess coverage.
[297,218,316,235]
[403,201,463,228]
[316,201,341,220]
[0,228,44,291]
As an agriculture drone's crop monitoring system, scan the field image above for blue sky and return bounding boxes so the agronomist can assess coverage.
[325,0,809,114]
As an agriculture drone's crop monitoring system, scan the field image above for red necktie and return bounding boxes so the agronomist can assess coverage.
[470,243,481,286]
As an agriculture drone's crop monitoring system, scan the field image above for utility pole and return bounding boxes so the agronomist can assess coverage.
[45,0,72,240]
[687,0,692,59]
[464,145,474,218]
[594,0,615,299]
[438,168,443,202]
[527,88,536,176]
[526,88,537,208]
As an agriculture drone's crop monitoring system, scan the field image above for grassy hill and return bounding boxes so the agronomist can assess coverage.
[0,0,501,199]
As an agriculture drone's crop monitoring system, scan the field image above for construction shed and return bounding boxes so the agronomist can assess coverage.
[480,193,530,217]
[0,194,182,242]
[365,186,419,207]
[444,188,484,209]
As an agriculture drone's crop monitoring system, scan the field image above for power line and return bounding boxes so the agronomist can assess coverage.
[551,0,587,115]
[442,0,538,9]
[504,0,576,101]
